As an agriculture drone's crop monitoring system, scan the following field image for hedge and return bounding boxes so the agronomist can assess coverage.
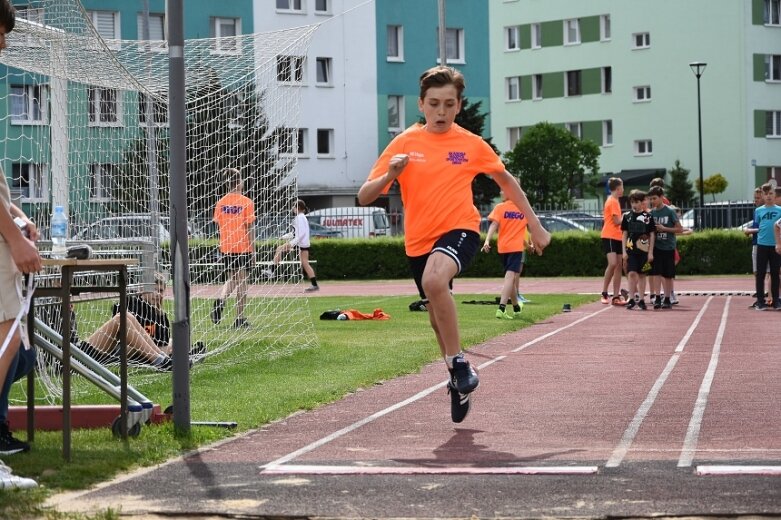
[168,230,753,280]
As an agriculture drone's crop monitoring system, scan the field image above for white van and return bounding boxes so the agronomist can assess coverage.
[306,207,390,238]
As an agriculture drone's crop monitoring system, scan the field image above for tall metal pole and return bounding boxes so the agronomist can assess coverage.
[142,0,161,281]
[690,62,706,229]
[438,0,446,66]
[168,0,191,435]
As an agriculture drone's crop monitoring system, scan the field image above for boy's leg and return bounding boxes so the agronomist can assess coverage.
[769,251,781,306]
[755,247,770,307]
[496,270,516,319]
[235,268,248,322]
[421,252,460,358]
[87,313,166,364]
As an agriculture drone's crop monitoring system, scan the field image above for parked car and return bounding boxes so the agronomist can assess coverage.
[73,215,192,242]
[308,222,344,239]
[553,211,603,231]
[538,215,588,233]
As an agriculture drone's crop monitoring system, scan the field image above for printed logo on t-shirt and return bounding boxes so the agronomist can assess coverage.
[408,151,425,163]
[447,151,468,165]
[503,211,525,220]
[221,205,244,215]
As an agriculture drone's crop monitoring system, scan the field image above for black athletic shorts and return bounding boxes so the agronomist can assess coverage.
[602,238,623,254]
[407,229,480,301]
[626,251,649,274]
[222,253,254,271]
[501,252,524,273]
[651,248,676,278]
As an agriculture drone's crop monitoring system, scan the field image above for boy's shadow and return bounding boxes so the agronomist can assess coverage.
[394,428,582,467]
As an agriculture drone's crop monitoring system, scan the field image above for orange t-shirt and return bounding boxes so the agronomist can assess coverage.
[601,196,623,240]
[213,192,256,254]
[487,200,527,254]
[367,123,505,256]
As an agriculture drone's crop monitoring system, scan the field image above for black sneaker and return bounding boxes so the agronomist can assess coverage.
[653,296,662,309]
[451,354,479,394]
[661,298,672,309]
[157,357,174,371]
[755,303,769,311]
[211,299,224,325]
[0,423,30,455]
[773,302,781,311]
[233,318,251,329]
[637,299,647,311]
[190,341,207,356]
[626,299,637,310]
[447,381,470,423]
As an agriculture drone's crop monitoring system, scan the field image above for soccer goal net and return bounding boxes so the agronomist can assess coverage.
[0,0,320,403]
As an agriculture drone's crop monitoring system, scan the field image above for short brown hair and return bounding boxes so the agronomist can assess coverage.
[608,177,623,191]
[761,182,773,193]
[648,186,665,198]
[0,0,15,33]
[419,66,465,101]
[649,177,665,188]
[628,189,647,203]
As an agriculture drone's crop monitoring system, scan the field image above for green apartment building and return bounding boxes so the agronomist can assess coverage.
[490,0,781,201]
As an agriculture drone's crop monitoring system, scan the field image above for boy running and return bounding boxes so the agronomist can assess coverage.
[358,66,550,423]
[601,178,625,305]
[482,191,528,320]
[621,190,655,310]
[648,186,682,309]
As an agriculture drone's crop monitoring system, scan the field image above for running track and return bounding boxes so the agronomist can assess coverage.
[52,278,781,518]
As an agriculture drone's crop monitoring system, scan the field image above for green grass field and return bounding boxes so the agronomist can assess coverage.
[0,292,595,519]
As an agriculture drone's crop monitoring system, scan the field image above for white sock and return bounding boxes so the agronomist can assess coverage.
[445,354,459,369]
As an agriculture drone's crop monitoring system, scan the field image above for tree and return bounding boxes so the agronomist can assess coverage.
[696,173,729,202]
[503,122,600,207]
[666,160,696,207]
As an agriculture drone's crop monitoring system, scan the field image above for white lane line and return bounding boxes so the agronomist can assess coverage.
[261,306,611,473]
[697,465,781,476]
[606,297,714,468]
[678,296,731,468]
[262,464,599,475]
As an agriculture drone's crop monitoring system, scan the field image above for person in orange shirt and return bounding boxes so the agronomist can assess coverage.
[211,168,256,329]
[600,177,626,305]
[482,191,528,320]
[358,66,550,424]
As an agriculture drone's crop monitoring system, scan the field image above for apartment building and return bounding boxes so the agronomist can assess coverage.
[490,0,781,200]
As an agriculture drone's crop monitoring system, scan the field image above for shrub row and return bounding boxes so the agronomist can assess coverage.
[168,230,753,280]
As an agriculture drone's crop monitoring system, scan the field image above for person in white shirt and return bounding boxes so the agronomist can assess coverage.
[263,200,319,292]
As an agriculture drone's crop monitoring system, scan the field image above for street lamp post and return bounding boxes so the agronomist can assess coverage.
[690,62,707,229]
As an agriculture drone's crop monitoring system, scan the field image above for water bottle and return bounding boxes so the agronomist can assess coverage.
[50,205,68,258]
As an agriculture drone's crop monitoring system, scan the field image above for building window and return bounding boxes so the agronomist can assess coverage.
[532,74,543,100]
[506,76,521,101]
[438,28,465,63]
[276,0,304,12]
[564,18,580,45]
[88,10,120,40]
[138,92,168,127]
[531,23,541,49]
[633,32,650,49]
[634,86,652,102]
[508,127,523,150]
[565,122,582,139]
[601,14,611,40]
[297,128,308,156]
[10,84,48,124]
[137,12,165,40]
[603,120,613,146]
[635,140,653,156]
[11,163,47,202]
[276,55,305,83]
[387,25,404,61]
[602,66,612,94]
[89,164,116,201]
[314,0,331,14]
[317,128,334,156]
[766,55,781,81]
[88,87,120,126]
[316,57,332,86]
[505,26,520,51]
[765,0,781,25]
[767,111,781,137]
[212,17,240,53]
[566,70,582,97]
[388,95,404,134]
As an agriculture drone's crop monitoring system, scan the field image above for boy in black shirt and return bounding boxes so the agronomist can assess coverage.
[621,190,656,310]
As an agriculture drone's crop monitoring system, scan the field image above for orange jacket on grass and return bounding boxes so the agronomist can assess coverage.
[368,123,505,257]
[214,192,256,254]
[341,309,390,320]
[487,200,528,254]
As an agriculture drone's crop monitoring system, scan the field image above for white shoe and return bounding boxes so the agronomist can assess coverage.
[0,461,37,489]
[260,269,275,279]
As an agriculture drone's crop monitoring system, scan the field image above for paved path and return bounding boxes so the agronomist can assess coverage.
[50,276,781,518]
